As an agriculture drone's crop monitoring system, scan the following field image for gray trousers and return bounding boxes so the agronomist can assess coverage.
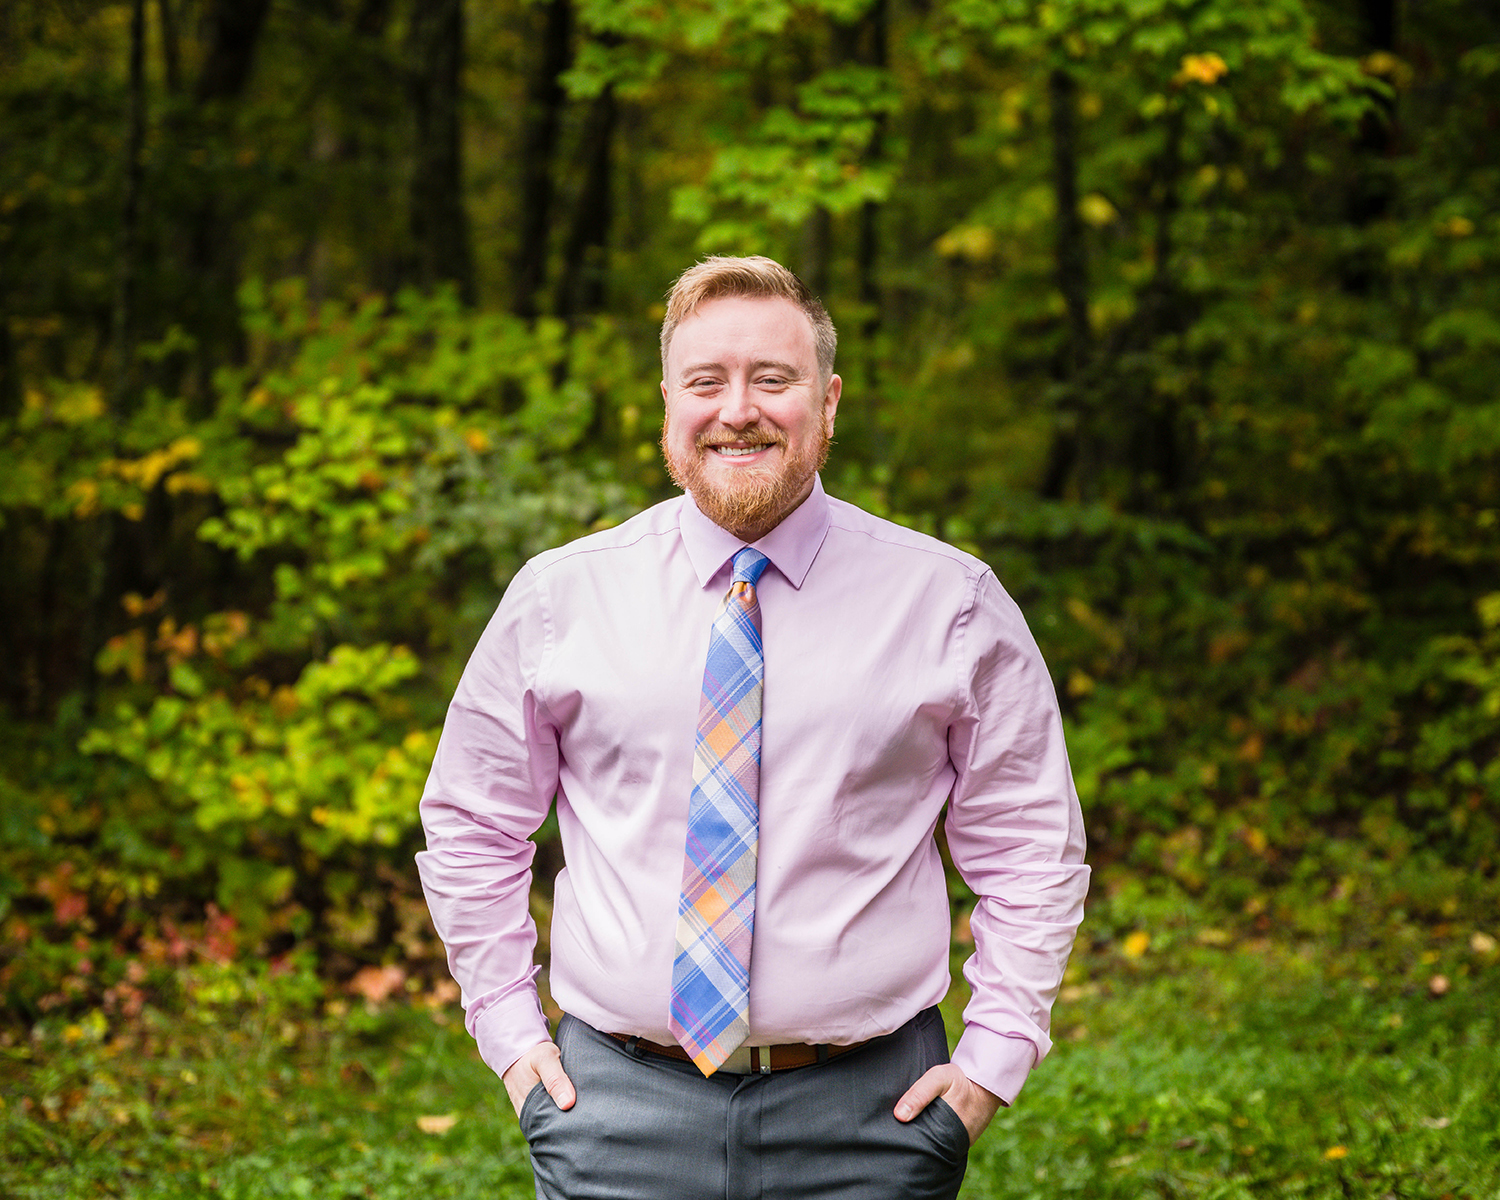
[519,1007,969,1200]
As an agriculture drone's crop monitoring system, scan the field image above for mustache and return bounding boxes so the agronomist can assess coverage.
[695,425,788,451]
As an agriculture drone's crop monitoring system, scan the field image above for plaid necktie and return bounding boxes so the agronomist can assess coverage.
[668,546,770,1075]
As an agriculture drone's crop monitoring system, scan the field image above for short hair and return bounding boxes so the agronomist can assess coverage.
[660,256,837,383]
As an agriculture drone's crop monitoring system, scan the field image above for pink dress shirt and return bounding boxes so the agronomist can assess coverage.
[416,476,1089,1104]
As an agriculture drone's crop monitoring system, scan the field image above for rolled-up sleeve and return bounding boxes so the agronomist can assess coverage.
[415,564,559,1079]
[945,570,1090,1105]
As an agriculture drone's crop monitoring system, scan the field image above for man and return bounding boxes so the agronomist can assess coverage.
[417,256,1089,1199]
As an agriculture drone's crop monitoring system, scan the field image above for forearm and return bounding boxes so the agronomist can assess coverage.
[416,822,551,1076]
[945,570,1091,1103]
[948,857,1088,1103]
[416,565,562,1078]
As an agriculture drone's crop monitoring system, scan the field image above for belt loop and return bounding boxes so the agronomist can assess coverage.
[816,1044,829,1065]
[624,1036,642,1058]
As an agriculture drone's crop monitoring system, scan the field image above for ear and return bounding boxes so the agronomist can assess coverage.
[822,374,842,437]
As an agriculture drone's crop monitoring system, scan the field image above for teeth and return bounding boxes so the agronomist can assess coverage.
[714,446,764,457]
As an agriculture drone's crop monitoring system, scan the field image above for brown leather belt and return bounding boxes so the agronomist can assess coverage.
[607,1031,868,1074]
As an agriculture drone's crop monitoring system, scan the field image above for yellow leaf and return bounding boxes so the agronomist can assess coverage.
[166,472,216,495]
[1077,194,1117,227]
[1324,1145,1348,1160]
[121,590,165,617]
[1122,930,1150,958]
[1174,53,1228,87]
[935,225,996,262]
[68,478,101,518]
[417,1114,457,1135]
[1360,51,1413,87]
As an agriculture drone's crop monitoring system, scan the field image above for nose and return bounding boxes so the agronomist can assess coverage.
[716,379,760,430]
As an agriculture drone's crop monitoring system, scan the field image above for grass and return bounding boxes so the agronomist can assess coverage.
[3,942,1496,1199]
[1,1002,533,1199]
[975,945,1499,1199]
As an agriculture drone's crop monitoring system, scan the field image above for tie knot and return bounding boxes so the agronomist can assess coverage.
[731,547,770,588]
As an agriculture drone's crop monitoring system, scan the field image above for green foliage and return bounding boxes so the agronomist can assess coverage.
[2,0,1498,1063]
[674,64,902,248]
[0,1000,534,1199]
[2,280,647,1006]
[3,943,1495,1198]
[976,955,1500,1199]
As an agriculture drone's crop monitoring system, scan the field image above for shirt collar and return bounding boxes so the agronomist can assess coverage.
[678,474,831,590]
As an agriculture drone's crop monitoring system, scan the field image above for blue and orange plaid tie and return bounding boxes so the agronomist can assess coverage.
[668,546,770,1075]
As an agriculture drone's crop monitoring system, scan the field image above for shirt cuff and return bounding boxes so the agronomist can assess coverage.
[471,987,552,1080]
[951,1026,1039,1107]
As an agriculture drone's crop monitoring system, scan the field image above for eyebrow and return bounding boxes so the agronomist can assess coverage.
[677,359,807,380]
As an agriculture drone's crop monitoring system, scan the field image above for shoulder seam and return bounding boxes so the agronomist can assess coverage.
[825,511,989,576]
[520,562,560,729]
[953,567,985,714]
[527,518,679,579]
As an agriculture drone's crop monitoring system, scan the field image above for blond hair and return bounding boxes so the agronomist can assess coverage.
[660,256,837,382]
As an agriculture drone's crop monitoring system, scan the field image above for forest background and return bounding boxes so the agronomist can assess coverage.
[0,0,1497,1192]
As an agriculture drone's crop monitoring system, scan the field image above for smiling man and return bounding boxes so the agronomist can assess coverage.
[659,288,839,543]
[417,256,1089,1199]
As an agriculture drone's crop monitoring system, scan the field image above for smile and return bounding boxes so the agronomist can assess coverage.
[709,445,774,457]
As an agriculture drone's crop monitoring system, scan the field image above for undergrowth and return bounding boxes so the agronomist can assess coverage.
[3,937,1495,1199]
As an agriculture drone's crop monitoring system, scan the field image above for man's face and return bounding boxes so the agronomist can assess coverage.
[661,295,841,541]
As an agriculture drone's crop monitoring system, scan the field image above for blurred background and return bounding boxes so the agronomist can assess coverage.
[0,0,1497,1188]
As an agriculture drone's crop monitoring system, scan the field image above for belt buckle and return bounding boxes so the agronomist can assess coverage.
[717,1044,757,1074]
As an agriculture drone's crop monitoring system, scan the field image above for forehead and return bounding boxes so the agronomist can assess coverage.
[667,296,817,370]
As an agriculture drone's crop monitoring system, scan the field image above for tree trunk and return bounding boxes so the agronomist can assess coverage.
[183,0,272,393]
[157,0,182,94]
[84,0,148,714]
[1348,0,1398,231]
[1361,0,1397,56]
[800,206,832,297]
[407,0,475,303]
[828,1,887,407]
[1127,106,1186,508]
[111,0,147,414]
[1149,107,1182,300]
[1049,67,1090,378]
[1040,66,1089,500]
[355,0,394,38]
[0,218,17,417]
[196,0,272,104]
[857,0,887,394]
[554,84,616,321]
[512,0,572,318]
